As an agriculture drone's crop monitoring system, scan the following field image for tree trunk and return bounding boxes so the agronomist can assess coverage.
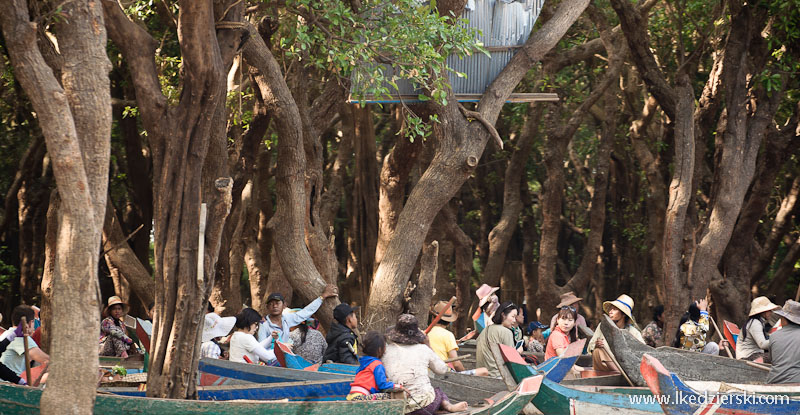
[102,201,155,310]
[662,81,695,348]
[439,204,474,336]
[350,105,379,304]
[408,241,439,324]
[1,1,113,413]
[244,139,274,313]
[39,191,60,355]
[242,23,339,327]
[483,105,542,287]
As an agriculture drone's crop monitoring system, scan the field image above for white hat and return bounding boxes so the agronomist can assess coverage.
[202,312,236,343]
[748,296,780,317]
[603,294,636,321]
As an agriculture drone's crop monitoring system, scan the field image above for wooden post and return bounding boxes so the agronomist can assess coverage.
[708,315,734,358]
[20,316,32,386]
[424,296,457,334]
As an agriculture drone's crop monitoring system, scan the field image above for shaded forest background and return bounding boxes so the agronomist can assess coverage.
[1,0,799,358]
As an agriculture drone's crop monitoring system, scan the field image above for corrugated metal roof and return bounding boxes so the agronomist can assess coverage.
[351,0,545,99]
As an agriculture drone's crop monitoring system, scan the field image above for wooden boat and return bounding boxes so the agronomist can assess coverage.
[199,357,503,405]
[102,378,352,401]
[274,341,357,375]
[641,354,800,415]
[498,339,585,385]
[532,379,660,414]
[723,320,739,352]
[599,315,768,387]
[0,382,405,415]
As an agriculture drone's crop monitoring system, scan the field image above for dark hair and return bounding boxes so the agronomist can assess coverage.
[653,305,664,321]
[235,308,262,330]
[362,331,387,358]
[297,323,309,344]
[688,303,701,322]
[148,302,155,310]
[207,302,215,313]
[555,306,578,342]
[11,305,35,327]
[672,311,691,348]
[492,302,517,325]
[741,314,772,343]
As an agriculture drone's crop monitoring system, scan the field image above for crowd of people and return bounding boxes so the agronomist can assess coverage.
[2,281,799,414]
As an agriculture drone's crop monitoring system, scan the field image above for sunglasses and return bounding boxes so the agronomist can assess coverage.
[561,305,576,312]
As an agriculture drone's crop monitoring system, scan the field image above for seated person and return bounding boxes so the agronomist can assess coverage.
[474,284,499,335]
[347,331,397,400]
[476,302,518,377]
[427,300,488,376]
[588,294,644,371]
[383,314,468,414]
[323,303,359,364]
[549,291,587,339]
[673,299,720,355]
[0,305,49,383]
[257,285,338,346]
[736,296,779,362]
[230,308,276,364]
[99,296,134,357]
[0,325,26,384]
[642,305,665,347]
[288,312,327,364]
[526,321,547,353]
[766,300,800,384]
[201,311,236,359]
[545,306,577,361]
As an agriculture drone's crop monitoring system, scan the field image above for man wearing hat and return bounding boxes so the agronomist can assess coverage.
[256,284,338,347]
[587,294,645,372]
[322,303,360,364]
[767,300,800,384]
[549,291,588,339]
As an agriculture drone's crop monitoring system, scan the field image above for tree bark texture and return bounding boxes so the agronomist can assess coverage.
[408,241,439,324]
[38,191,59,355]
[102,201,155,309]
[1,1,112,413]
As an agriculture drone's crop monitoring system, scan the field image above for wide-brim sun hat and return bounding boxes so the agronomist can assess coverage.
[748,296,780,317]
[476,284,500,307]
[386,314,428,345]
[202,312,236,343]
[556,291,583,308]
[430,300,458,323]
[773,300,800,325]
[104,296,129,316]
[603,294,635,321]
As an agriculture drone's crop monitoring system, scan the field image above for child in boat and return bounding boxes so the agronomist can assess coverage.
[346,331,399,400]
[229,308,277,364]
[526,321,547,353]
[545,306,577,360]
[736,296,779,362]
[201,308,236,359]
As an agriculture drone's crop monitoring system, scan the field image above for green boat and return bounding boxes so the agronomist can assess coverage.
[0,382,404,415]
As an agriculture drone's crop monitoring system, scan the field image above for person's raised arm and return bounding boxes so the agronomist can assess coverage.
[286,285,339,327]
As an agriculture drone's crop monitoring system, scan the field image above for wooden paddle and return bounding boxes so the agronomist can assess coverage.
[708,315,734,358]
[424,296,457,334]
[444,353,471,363]
[600,339,634,386]
[20,316,32,387]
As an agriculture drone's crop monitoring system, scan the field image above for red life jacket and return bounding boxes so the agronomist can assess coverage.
[349,360,381,395]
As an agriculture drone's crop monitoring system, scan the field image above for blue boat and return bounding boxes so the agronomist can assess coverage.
[641,353,800,415]
[102,378,352,401]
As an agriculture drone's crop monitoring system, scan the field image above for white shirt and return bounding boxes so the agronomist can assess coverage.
[229,331,275,363]
[0,327,39,377]
[257,298,323,346]
[200,341,221,359]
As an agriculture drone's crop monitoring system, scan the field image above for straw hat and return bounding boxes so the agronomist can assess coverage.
[476,284,500,307]
[430,300,458,323]
[774,300,800,325]
[104,296,129,316]
[748,296,780,317]
[202,312,236,343]
[556,292,583,308]
[603,294,635,321]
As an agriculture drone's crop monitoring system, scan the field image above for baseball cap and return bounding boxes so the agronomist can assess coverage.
[333,303,359,324]
[266,293,285,303]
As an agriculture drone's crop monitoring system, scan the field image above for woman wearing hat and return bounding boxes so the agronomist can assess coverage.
[382,314,468,414]
[474,284,500,335]
[99,296,134,357]
[587,294,645,371]
[427,301,489,376]
[549,292,587,339]
[736,296,779,362]
[767,300,800,384]
[201,312,236,359]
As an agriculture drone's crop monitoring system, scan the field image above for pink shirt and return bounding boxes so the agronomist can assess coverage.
[545,327,571,361]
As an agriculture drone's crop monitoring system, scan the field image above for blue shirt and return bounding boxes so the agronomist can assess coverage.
[257,298,323,347]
